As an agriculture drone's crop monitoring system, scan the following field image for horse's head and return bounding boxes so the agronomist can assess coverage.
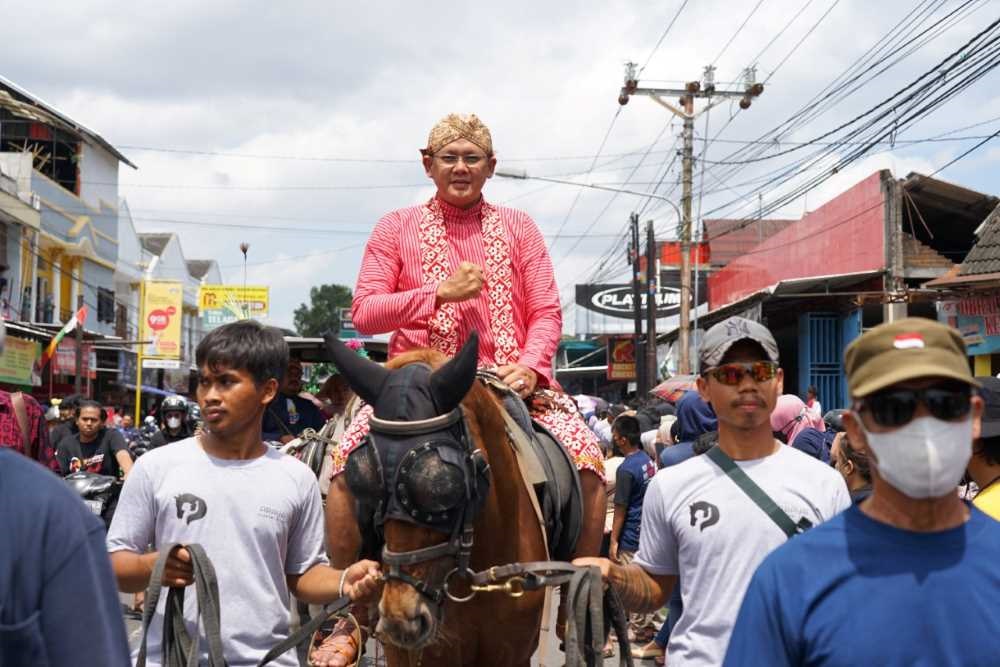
[325,333,488,649]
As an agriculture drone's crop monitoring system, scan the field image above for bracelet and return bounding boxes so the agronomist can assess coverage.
[338,567,350,598]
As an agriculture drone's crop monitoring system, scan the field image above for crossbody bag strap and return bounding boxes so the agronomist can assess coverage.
[266,404,296,438]
[10,392,33,460]
[705,445,800,539]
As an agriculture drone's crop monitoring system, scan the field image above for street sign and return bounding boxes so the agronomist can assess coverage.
[142,359,181,369]
[339,307,355,332]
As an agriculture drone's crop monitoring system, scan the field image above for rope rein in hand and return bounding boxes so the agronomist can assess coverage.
[137,547,631,667]
[135,543,354,667]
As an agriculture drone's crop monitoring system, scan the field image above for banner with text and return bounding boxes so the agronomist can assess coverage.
[142,281,184,361]
[198,285,269,329]
[0,336,41,386]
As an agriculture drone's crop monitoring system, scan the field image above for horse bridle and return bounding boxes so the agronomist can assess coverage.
[346,407,491,607]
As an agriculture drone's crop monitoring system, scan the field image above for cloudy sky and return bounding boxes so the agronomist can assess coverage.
[6,0,999,331]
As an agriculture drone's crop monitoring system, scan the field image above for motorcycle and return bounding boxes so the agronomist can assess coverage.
[64,471,122,529]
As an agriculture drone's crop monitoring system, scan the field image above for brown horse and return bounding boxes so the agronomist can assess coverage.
[325,333,550,667]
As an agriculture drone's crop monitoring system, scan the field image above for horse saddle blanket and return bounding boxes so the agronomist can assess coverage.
[478,373,583,562]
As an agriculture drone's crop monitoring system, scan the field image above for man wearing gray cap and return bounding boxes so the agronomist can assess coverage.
[576,316,849,666]
[725,317,1000,666]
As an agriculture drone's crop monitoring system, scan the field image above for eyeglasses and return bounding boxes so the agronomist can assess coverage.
[858,386,971,428]
[433,154,488,167]
[702,361,778,386]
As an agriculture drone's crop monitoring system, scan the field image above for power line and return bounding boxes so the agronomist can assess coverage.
[928,127,1000,177]
[638,0,692,75]
[712,0,767,66]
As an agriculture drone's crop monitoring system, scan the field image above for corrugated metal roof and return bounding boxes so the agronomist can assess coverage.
[0,76,137,169]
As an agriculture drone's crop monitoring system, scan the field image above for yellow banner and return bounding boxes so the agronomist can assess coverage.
[141,281,184,360]
[198,285,269,329]
[0,336,41,386]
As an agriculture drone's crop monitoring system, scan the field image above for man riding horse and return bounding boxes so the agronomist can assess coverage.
[313,113,605,666]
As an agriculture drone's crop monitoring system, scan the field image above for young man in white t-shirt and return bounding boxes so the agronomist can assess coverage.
[576,316,849,667]
[108,320,381,667]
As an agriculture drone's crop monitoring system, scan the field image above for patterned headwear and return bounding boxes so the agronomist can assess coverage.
[422,113,494,156]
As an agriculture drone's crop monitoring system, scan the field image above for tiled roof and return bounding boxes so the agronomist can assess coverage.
[959,203,1000,276]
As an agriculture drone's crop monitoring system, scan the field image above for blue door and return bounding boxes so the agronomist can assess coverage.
[798,311,860,411]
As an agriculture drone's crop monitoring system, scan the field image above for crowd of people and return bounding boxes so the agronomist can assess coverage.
[0,112,998,667]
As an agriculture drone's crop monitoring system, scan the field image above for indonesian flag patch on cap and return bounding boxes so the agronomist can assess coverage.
[893,333,925,350]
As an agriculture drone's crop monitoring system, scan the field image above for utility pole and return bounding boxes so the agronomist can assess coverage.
[645,219,658,389]
[74,293,84,394]
[628,213,646,394]
[619,63,764,374]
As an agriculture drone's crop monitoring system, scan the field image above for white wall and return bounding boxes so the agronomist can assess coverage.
[78,141,119,211]
[0,153,34,196]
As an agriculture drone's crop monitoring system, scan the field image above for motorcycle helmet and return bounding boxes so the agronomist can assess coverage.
[187,402,202,423]
[823,409,847,433]
[161,395,188,415]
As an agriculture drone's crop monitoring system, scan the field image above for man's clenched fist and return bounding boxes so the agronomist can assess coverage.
[436,262,484,304]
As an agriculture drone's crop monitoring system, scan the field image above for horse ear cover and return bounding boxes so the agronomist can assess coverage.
[323,332,390,406]
[429,331,479,414]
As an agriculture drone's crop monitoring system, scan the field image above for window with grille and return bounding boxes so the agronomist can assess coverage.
[97,287,115,323]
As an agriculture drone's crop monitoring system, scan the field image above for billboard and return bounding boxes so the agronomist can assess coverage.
[607,336,637,381]
[141,281,184,361]
[0,336,41,386]
[198,285,269,329]
[575,272,708,320]
[53,338,96,379]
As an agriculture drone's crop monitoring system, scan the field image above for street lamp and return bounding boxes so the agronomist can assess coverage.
[495,169,682,219]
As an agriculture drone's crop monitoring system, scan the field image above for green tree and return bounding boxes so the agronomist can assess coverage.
[293,283,353,337]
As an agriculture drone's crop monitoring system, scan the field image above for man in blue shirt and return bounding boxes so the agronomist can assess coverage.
[609,414,656,563]
[725,318,1000,666]
[0,448,131,666]
[262,357,325,443]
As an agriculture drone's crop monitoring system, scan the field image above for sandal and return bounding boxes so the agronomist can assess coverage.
[633,641,665,659]
[308,615,363,667]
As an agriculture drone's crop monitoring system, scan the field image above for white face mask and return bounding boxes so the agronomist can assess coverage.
[166,416,183,430]
[861,416,973,499]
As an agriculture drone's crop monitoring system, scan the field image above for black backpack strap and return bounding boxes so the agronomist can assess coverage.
[705,445,800,539]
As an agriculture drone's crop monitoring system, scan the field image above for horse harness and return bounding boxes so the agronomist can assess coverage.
[345,404,491,606]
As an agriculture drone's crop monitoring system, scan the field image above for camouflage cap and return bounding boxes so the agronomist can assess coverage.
[844,317,978,398]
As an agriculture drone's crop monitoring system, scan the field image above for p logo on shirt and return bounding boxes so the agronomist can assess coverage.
[690,501,721,532]
[175,493,208,525]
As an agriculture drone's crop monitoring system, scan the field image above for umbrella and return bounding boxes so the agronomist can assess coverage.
[651,375,699,403]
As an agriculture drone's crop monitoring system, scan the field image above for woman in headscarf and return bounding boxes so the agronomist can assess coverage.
[770,394,825,445]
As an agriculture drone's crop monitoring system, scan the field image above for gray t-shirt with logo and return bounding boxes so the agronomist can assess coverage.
[634,444,850,667]
[107,437,328,667]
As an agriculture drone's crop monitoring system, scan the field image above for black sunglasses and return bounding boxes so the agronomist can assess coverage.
[858,386,972,428]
